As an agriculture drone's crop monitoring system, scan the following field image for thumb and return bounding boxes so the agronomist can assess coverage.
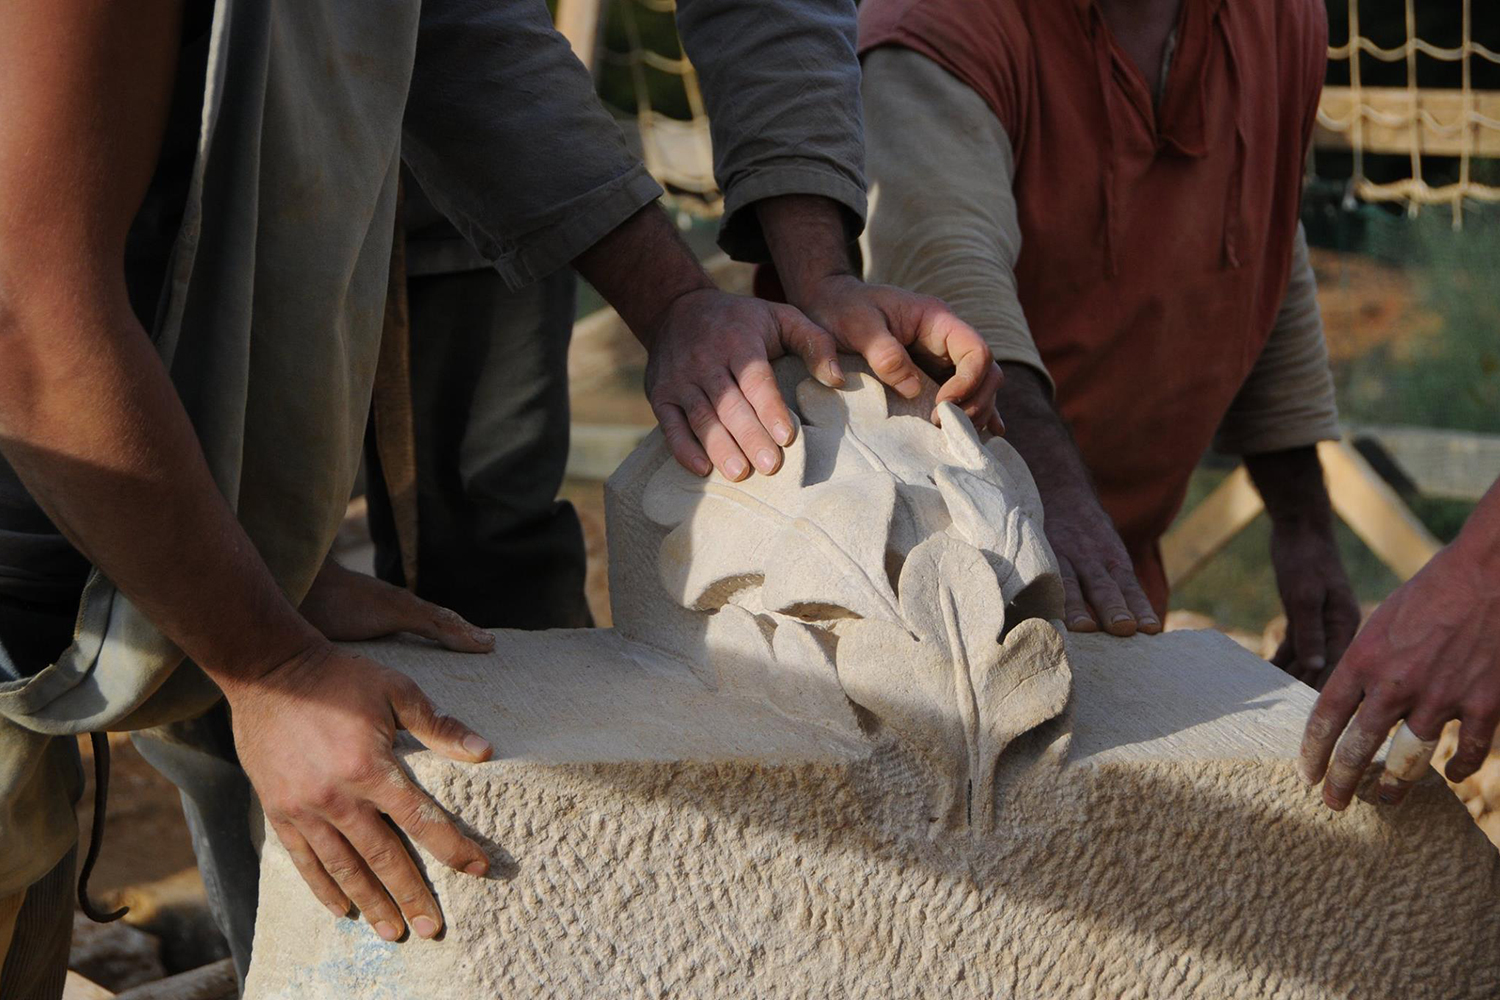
[391,680,493,763]
[772,303,845,387]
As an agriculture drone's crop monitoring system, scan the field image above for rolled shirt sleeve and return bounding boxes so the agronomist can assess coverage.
[401,0,664,290]
[862,47,1051,392]
[1213,223,1342,455]
[674,0,867,262]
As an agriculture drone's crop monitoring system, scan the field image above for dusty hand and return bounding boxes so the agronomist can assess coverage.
[300,557,495,652]
[795,274,1004,435]
[1046,489,1160,637]
[644,288,843,481]
[226,644,494,941]
[1267,519,1360,687]
[1300,542,1500,810]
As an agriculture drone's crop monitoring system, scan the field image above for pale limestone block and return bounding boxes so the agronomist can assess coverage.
[245,359,1500,999]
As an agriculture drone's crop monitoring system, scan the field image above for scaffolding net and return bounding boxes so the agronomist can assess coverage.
[595,0,721,215]
[1316,0,1500,223]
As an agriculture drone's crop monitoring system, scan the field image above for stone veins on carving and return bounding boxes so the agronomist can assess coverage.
[643,370,1071,832]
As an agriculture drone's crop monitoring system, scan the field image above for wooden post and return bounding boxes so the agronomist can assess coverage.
[1317,440,1442,581]
[555,0,604,72]
[1161,465,1266,588]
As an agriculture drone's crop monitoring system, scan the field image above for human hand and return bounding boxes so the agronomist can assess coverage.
[300,557,495,652]
[1266,518,1360,687]
[793,274,1004,435]
[225,644,494,941]
[1299,540,1500,810]
[1046,486,1161,637]
[643,287,844,481]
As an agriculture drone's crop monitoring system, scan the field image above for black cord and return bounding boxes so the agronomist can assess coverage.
[77,732,129,923]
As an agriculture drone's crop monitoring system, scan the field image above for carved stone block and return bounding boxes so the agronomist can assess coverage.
[244,360,1500,999]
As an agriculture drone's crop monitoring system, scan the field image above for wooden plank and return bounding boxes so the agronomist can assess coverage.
[1318,440,1442,581]
[111,959,236,1000]
[1316,86,1500,157]
[1349,425,1500,503]
[554,0,604,71]
[63,970,115,1000]
[1161,465,1265,587]
[567,423,654,481]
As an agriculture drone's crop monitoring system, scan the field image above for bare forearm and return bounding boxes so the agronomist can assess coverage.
[1453,479,1500,577]
[0,298,320,686]
[0,0,319,688]
[1243,446,1334,529]
[572,205,713,348]
[995,364,1094,506]
[756,195,857,304]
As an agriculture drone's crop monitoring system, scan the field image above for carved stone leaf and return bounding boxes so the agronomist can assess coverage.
[934,465,1063,620]
[834,536,1070,832]
[969,617,1071,833]
[652,472,903,625]
[758,474,902,625]
[642,413,809,529]
[796,375,948,487]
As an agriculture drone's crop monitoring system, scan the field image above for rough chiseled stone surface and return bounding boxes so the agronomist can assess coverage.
[245,360,1500,999]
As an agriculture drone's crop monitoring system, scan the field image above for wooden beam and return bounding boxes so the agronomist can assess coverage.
[1349,425,1500,503]
[1161,465,1265,588]
[1318,440,1442,581]
[110,959,237,1000]
[554,0,604,72]
[1316,86,1500,158]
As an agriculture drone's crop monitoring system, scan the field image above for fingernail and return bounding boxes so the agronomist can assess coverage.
[1306,656,1326,671]
[463,734,491,757]
[896,375,920,398]
[375,921,402,942]
[725,456,749,480]
[693,458,712,477]
[471,627,495,647]
[465,860,489,878]
[1297,764,1316,785]
[754,449,778,474]
[411,916,439,940]
[772,422,794,446]
[827,359,845,383]
[1111,613,1133,625]
[326,901,348,919]
[1069,617,1098,632]
[1140,617,1160,630]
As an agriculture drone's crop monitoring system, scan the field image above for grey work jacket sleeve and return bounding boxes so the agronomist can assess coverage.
[1214,224,1343,456]
[862,48,1051,391]
[675,0,866,262]
[402,0,664,290]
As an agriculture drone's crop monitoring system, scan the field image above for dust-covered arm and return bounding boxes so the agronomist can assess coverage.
[1302,479,1500,810]
[863,46,1158,635]
[1232,227,1359,686]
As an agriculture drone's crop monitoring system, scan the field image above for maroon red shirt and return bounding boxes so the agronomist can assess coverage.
[859,0,1327,611]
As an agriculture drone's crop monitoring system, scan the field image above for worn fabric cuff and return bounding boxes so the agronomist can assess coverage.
[1215,420,1342,457]
[492,166,664,290]
[717,165,868,264]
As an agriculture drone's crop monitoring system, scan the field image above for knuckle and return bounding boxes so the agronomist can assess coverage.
[322,855,364,883]
[360,840,406,874]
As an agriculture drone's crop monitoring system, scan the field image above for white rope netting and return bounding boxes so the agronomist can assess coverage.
[1317,0,1500,222]
[599,0,721,214]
